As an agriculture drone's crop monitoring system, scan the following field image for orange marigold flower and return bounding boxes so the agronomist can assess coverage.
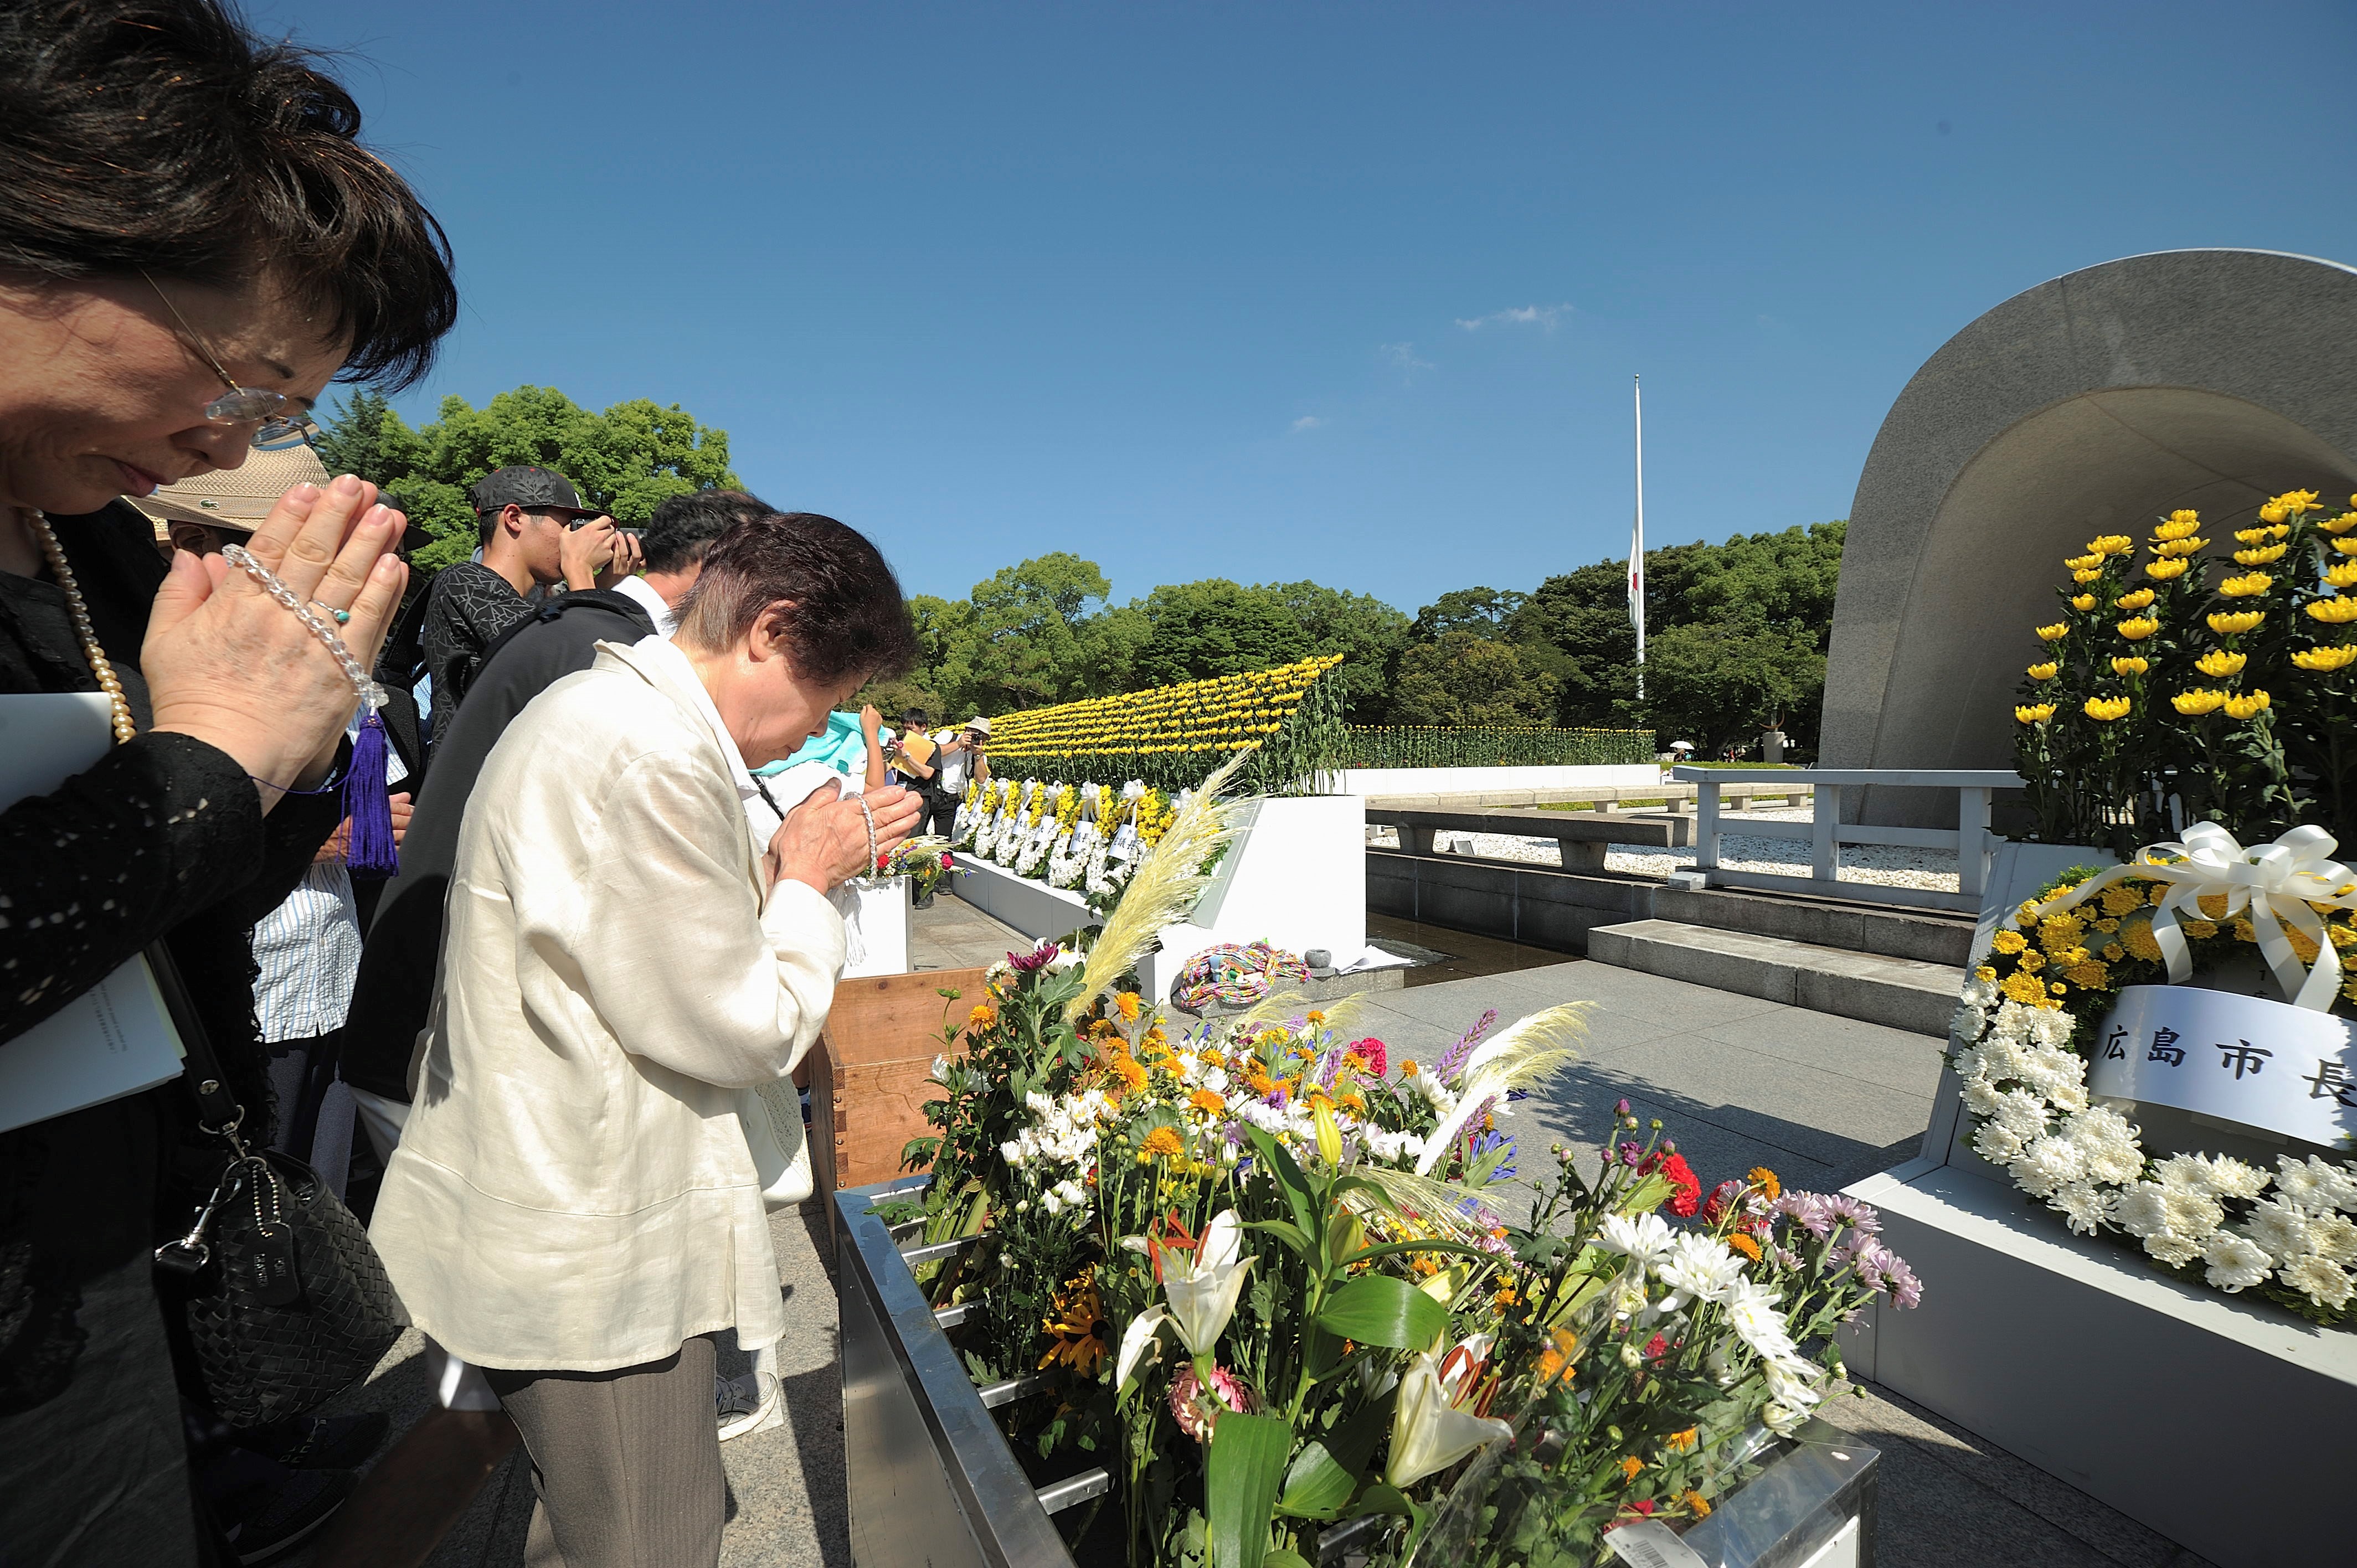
[967,1002,998,1031]
[1339,1092,1367,1115]
[1664,1427,1698,1453]
[1747,1166,1781,1200]
[1726,1232,1762,1261]
[1620,1456,1644,1481]
[1398,1059,1418,1076]
[1114,991,1141,1022]
[1141,1127,1184,1159]
[1188,1088,1226,1114]
[1535,1327,1581,1384]
[1683,1490,1712,1519]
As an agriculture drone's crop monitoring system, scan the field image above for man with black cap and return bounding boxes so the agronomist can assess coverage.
[418,465,641,742]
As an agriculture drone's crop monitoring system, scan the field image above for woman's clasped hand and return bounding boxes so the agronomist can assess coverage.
[764,778,925,895]
[143,473,409,804]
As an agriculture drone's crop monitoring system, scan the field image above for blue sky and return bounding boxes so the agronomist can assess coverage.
[258,1,2357,613]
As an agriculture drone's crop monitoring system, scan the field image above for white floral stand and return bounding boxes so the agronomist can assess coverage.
[1838,839,2357,1568]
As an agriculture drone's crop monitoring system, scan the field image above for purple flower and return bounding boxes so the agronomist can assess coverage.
[1614,1097,1632,1117]
[1618,1141,1643,1167]
[1884,1254,1924,1309]
[1007,941,1058,974]
[1839,1240,1890,1291]
[1769,1193,1836,1239]
[1821,1193,1882,1239]
[1774,1246,1804,1271]
[1437,1009,1499,1082]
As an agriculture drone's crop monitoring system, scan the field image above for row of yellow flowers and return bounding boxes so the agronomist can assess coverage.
[985,654,1346,758]
[2014,491,2357,729]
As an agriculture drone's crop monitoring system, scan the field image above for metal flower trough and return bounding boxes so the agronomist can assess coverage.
[837,1179,1882,1568]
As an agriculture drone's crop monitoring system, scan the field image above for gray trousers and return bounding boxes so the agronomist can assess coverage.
[485,1337,723,1568]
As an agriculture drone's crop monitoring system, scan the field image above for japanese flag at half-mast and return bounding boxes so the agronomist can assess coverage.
[1628,375,1645,659]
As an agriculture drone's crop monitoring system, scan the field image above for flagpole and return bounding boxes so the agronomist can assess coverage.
[1632,375,1646,702]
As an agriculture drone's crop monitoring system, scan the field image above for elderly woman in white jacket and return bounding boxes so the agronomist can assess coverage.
[369,511,923,1568]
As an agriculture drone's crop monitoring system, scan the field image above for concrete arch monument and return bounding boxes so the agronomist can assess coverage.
[1821,248,2357,818]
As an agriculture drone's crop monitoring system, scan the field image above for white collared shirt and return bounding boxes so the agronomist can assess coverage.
[611,573,676,637]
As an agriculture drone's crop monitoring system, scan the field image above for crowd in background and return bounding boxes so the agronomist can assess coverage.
[0,4,938,1566]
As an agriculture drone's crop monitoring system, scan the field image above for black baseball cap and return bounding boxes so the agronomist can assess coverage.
[467,465,597,516]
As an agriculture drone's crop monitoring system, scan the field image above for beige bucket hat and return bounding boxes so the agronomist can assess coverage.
[126,431,332,538]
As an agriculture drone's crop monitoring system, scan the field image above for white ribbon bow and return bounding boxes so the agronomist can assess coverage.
[2034,823,2357,1011]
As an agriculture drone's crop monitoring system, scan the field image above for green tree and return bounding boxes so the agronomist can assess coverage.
[1638,620,1826,754]
[1264,581,1411,722]
[963,553,1112,711]
[1408,586,1526,642]
[1388,631,1561,726]
[317,385,742,571]
[1126,579,1309,690]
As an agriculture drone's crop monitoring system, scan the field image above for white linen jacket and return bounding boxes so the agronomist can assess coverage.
[368,636,846,1372]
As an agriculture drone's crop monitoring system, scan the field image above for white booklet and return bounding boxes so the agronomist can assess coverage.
[0,694,187,1134]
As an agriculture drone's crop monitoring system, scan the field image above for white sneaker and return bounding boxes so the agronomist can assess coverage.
[716,1365,781,1442]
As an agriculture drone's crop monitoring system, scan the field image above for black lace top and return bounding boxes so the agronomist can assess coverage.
[0,502,341,1412]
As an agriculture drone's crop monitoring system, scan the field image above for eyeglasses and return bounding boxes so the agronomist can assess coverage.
[141,271,309,447]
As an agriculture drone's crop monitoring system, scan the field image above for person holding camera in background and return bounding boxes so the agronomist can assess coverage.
[416,466,641,741]
[929,718,989,837]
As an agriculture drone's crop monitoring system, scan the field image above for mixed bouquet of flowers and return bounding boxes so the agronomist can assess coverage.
[889,767,1918,1567]
[2014,490,2357,854]
[878,835,963,904]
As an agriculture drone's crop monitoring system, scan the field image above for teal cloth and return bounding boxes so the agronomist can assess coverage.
[753,711,869,777]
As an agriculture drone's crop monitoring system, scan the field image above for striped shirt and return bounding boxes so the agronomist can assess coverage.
[249,719,412,1043]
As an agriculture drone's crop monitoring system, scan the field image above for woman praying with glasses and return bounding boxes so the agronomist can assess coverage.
[0,2,459,1563]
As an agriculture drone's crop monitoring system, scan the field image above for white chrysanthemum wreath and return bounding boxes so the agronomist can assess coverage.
[1953,847,2357,1326]
[1048,821,1095,889]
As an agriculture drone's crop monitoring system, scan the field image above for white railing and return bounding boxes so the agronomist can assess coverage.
[1672,766,2025,913]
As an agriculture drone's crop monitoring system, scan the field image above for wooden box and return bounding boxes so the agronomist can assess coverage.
[809,966,989,1215]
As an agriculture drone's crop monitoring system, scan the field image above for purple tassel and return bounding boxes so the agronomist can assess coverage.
[342,708,399,876]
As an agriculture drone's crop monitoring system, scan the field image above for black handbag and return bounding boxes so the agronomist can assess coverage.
[147,944,404,1427]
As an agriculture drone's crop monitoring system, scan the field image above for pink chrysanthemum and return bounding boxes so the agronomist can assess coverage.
[1168,1362,1255,1442]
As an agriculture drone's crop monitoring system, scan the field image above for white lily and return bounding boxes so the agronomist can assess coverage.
[1386,1331,1512,1488]
[1161,1210,1255,1356]
[1115,1304,1170,1392]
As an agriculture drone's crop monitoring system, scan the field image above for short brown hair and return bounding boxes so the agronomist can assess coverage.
[674,512,919,687]
[0,0,458,389]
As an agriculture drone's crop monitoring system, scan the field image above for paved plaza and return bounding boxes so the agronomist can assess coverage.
[295,897,2213,1568]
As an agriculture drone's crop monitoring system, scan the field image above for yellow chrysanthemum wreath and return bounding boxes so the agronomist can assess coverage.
[1954,866,2357,1325]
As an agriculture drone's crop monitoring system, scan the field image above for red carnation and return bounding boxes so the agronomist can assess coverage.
[1641,1151,1701,1218]
[1349,1038,1388,1076]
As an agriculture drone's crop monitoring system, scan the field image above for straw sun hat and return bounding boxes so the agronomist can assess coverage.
[126,428,331,540]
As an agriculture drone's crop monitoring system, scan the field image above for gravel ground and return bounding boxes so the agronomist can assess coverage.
[1370,806,1963,893]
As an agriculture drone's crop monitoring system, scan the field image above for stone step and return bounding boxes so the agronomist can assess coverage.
[1653,883,1977,967]
[1586,919,1963,1036]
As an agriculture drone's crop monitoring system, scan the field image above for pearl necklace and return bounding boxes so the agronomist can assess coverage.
[24,510,137,745]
